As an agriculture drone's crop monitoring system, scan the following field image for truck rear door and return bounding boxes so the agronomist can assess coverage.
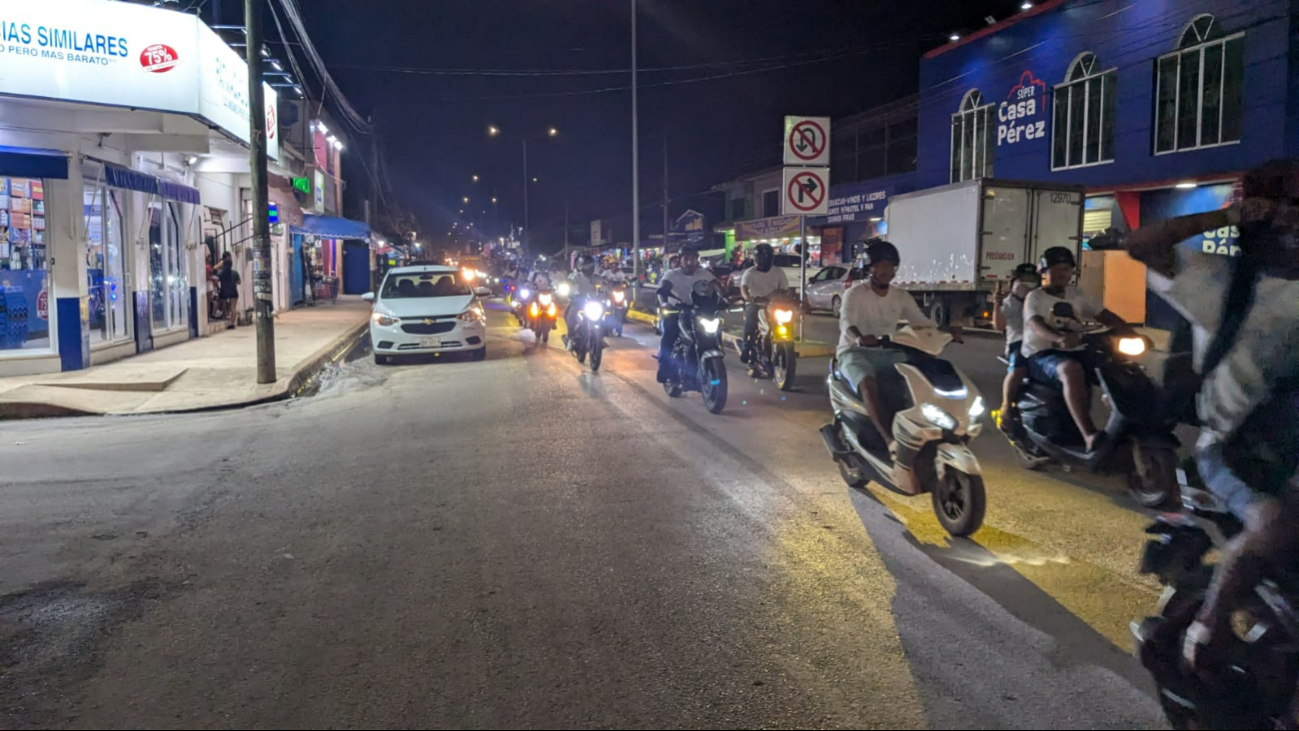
[1032,188,1084,264]
[979,185,1032,282]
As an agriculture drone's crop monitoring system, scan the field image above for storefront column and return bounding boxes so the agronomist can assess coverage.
[46,165,89,371]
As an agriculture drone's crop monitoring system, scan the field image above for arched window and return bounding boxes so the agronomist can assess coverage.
[1052,52,1117,169]
[1155,14,1244,154]
[951,89,994,182]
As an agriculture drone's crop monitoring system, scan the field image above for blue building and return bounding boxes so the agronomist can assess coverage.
[916,0,1295,257]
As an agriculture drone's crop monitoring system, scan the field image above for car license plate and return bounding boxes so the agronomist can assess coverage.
[419,336,442,348]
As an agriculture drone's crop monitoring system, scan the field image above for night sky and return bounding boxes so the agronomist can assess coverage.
[288,0,1032,251]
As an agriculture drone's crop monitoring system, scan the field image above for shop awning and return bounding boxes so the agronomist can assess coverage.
[102,163,201,204]
[0,145,69,179]
[291,215,371,240]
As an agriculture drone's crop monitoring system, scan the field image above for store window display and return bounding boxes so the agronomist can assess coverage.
[0,176,52,352]
[84,175,130,345]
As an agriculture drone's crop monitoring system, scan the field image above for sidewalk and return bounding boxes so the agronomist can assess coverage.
[0,296,370,419]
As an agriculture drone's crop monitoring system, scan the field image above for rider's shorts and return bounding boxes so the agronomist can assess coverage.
[1006,340,1025,372]
[1027,349,1090,387]
[839,347,906,391]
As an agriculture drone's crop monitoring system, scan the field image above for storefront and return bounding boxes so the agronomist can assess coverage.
[731,215,822,266]
[290,215,372,297]
[0,0,281,375]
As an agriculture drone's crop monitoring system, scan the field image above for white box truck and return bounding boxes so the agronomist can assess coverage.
[883,179,1085,327]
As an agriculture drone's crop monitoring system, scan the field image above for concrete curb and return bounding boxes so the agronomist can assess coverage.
[0,320,369,421]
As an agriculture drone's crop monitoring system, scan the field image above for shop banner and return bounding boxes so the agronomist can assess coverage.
[810,181,891,225]
[0,0,278,159]
[735,215,801,241]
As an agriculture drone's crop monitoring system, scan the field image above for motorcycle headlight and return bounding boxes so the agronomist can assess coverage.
[968,396,985,419]
[547,303,557,317]
[538,292,552,306]
[529,303,540,317]
[1118,336,1147,357]
[698,317,721,334]
[557,282,572,297]
[921,402,957,430]
[613,291,626,303]
[520,288,531,300]
[773,308,794,324]
[371,312,400,327]
[462,268,476,281]
[583,300,605,320]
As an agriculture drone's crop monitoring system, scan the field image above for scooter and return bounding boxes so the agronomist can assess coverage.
[820,324,987,537]
[743,295,799,391]
[527,288,558,345]
[998,302,1184,509]
[661,282,729,414]
[569,297,607,372]
[1133,474,1299,730]
[604,283,628,337]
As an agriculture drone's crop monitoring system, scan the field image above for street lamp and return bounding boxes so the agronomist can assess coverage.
[472,174,479,182]
[548,127,558,137]
[462,196,470,204]
[487,125,499,136]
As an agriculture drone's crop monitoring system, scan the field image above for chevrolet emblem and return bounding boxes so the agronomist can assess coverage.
[423,318,434,325]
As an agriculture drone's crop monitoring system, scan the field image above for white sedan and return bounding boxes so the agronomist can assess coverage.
[364,266,488,364]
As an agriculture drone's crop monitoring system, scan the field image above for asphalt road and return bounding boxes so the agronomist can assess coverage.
[0,301,1170,729]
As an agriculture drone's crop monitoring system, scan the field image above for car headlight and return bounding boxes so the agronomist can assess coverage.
[458,308,484,323]
[773,308,794,324]
[583,300,605,320]
[371,312,400,327]
[538,292,552,306]
[557,282,572,297]
[1118,336,1147,357]
[921,402,957,430]
[698,317,721,334]
[968,396,985,419]
[462,268,476,281]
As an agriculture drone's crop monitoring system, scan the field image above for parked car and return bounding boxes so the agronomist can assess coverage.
[364,265,488,364]
[804,265,864,315]
[774,253,824,296]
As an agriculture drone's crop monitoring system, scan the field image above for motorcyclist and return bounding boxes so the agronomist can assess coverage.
[656,248,723,383]
[1122,159,1299,671]
[529,263,553,291]
[993,262,1041,434]
[1022,246,1134,452]
[738,243,790,369]
[564,254,603,350]
[838,240,953,445]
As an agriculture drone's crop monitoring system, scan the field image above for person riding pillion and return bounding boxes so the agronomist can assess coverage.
[837,240,956,446]
[738,243,790,366]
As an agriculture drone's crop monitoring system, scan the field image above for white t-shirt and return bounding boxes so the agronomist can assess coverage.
[568,270,600,298]
[530,271,553,289]
[659,267,717,304]
[740,266,789,299]
[837,283,932,354]
[1148,251,1299,441]
[1020,286,1104,359]
[1001,293,1026,351]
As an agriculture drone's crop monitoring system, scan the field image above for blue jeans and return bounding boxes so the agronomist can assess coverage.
[657,311,681,381]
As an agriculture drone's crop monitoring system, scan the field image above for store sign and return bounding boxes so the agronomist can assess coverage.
[313,169,325,212]
[817,183,890,224]
[998,70,1048,147]
[292,176,311,195]
[735,215,801,241]
[0,0,279,160]
[268,202,279,224]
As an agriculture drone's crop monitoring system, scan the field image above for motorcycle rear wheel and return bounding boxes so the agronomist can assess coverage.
[663,378,682,397]
[932,470,986,537]
[838,458,869,489]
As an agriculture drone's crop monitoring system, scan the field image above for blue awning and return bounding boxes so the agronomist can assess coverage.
[0,145,69,179]
[291,215,371,240]
[102,163,201,204]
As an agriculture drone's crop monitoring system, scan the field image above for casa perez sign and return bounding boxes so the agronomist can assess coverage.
[997,70,1048,147]
[0,0,279,160]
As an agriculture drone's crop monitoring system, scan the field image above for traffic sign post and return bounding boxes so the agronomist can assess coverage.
[782,116,830,341]
[783,116,830,167]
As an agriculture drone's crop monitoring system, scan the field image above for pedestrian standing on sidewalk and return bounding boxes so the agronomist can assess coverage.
[217,251,241,330]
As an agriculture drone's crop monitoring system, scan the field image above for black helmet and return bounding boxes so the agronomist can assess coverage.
[1038,246,1076,272]
[1013,263,1038,278]
[754,243,775,267]
[865,239,901,267]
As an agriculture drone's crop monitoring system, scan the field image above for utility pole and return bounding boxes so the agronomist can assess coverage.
[522,139,529,254]
[630,0,640,294]
[564,200,570,254]
[661,136,669,257]
[368,114,378,227]
[246,0,275,383]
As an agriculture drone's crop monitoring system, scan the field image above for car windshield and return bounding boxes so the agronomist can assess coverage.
[380,272,472,299]
[773,254,802,268]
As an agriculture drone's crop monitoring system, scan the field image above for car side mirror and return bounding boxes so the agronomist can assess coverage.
[362,292,376,302]
[475,286,491,297]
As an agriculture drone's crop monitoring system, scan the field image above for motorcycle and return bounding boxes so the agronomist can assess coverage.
[526,288,558,345]
[512,285,533,326]
[661,281,729,414]
[604,283,628,337]
[998,302,1184,509]
[742,295,799,391]
[569,297,607,372]
[1132,476,1299,730]
[820,324,987,537]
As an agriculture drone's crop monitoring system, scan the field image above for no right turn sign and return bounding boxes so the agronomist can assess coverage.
[782,167,829,216]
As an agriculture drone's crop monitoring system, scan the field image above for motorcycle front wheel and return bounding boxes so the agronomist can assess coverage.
[701,358,728,414]
[774,342,797,391]
[932,470,986,537]
[1128,445,1180,510]
[590,338,603,372]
